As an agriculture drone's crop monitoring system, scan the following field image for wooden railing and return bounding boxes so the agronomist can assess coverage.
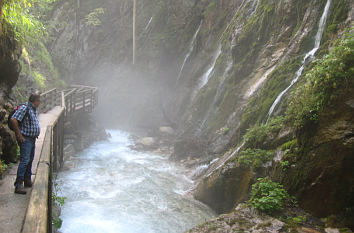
[22,84,98,233]
[39,88,60,113]
[39,85,98,117]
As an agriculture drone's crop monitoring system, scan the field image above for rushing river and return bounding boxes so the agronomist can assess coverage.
[57,130,215,233]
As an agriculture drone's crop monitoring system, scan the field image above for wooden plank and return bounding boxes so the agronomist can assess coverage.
[20,85,98,233]
[40,88,56,97]
[64,88,76,98]
[70,84,97,90]
[22,127,51,233]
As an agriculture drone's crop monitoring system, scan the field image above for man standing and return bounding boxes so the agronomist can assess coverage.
[10,93,41,194]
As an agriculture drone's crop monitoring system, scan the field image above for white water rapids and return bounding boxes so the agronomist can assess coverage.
[57,130,215,233]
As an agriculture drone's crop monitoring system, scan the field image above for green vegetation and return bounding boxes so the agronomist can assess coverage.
[221,127,229,135]
[2,0,66,97]
[32,41,59,79]
[52,192,66,206]
[1,0,54,44]
[243,116,285,149]
[205,0,216,16]
[52,182,66,230]
[249,177,289,214]
[85,8,105,26]
[286,215,307,228]
[286,32,354,129]
[237,149,274,169]
[52,216,63,230]
[280,160,290,171]
[321,0,350,47]
[291,0,309,38]
[281,139,298,151]
[0,160,9,174]
[239,57,302,135]
[32,71,46,90]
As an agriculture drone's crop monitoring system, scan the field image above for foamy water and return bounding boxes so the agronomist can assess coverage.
[57,130,215,233]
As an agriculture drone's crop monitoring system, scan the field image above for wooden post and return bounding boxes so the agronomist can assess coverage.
[90,89,93,112]
[133,0,136,64]
[83,91,86,112]
[59,114,64,169]
[53,124,58,172]
[70,93,73,116]
[61,91,65,108]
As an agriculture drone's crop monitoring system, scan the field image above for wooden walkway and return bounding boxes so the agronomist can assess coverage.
[0,85,98,233]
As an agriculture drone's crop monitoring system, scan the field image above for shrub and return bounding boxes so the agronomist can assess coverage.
[85,8,105,26]
[243,116,285,148]
[249,177,288,214]
[1,0,51,44]
[281,139,298,151]
[238,148,274,169]
[32,71,47,90]
[0,160,8,174]
[286,32,354,129]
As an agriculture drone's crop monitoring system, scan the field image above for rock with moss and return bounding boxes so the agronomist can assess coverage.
[187,204,285,233]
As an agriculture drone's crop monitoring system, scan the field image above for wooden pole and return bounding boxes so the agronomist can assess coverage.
[133,0,136,65]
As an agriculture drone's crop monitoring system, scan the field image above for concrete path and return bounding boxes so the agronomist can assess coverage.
[0,106,63,233]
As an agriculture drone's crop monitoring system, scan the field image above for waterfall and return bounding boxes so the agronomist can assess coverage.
[176,21,203,82]
[250,0,260,16]
[206,142,245,177]
[138,17,153,38]
[198,44,222,90]
[144,17,153,31]
[266,0,332,122]
[192,158,218,178]
[200,60,233,129]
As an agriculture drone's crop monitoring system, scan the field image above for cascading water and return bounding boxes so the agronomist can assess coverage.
[144,17,153,31]
[176,21,202,82]
[250,0,260,16]
[200,60,233,129]
[57,130,215,233]
[198,0,261,128]
[198,44,222,90]
[140,17,153,36]
[192,158,219,178]
[266,0,332,122]
[206,142,245,178]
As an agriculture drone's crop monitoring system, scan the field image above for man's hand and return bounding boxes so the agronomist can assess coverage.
[10,118,25,143]
[16,132,25,143]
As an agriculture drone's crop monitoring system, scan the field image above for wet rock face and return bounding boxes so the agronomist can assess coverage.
[0,17,21,169]
[187,204,285,233]
[195,164,253,214]
[170,136,209,161]
[0,20,21,89]
[281,80,354,228]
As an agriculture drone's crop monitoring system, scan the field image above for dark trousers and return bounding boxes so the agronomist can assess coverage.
[14,137,36,187]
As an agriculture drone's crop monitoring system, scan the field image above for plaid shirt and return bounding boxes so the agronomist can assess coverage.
[12,102,40,138]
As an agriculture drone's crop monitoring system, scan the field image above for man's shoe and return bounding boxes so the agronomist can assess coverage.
[24,178,32,188]
[14,185,27,195]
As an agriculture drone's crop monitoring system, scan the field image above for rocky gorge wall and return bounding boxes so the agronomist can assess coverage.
[46,0,354,230]
[0,2,22,174]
